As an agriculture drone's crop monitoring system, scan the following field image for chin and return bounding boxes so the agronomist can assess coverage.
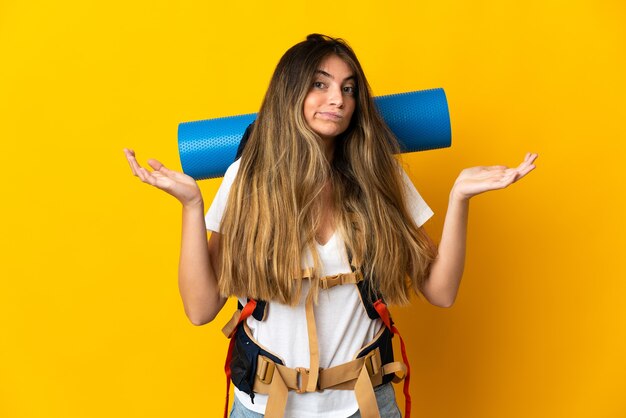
[313,127,347,140]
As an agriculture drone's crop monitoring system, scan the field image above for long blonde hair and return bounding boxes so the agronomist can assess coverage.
[218,34,436,306]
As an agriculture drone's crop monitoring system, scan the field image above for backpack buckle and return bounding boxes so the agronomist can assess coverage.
[294,367,323,393]
[295,367,309,393]
[364,349,382,378]
[257,356,276,384]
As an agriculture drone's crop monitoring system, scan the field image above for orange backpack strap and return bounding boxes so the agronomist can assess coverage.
[373,299,412,418]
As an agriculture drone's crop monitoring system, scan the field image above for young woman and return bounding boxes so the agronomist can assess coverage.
[124,34,537,418]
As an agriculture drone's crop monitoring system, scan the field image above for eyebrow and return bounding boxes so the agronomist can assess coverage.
[315,69,355,82]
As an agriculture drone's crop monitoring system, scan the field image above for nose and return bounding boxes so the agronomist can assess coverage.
[328,85,344,108]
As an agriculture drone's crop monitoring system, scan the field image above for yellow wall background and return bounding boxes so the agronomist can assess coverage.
[1,0,625,417]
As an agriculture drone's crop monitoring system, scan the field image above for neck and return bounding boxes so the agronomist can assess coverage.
[321,136,336,162]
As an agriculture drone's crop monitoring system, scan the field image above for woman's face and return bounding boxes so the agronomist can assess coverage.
[303,54,356,142]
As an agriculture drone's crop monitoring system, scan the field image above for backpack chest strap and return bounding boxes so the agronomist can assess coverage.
[319,271,363,289]
[222,270,365,338]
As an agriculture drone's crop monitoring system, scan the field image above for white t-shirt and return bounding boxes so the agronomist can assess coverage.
[206,158,433,418]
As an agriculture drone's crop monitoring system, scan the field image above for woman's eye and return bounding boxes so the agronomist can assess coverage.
[313,81,326,89]
[343,86,356,95]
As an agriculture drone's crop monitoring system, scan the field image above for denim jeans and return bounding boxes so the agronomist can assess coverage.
[229,383,402,418]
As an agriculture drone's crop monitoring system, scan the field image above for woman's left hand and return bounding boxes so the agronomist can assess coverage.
[451,152,538,201]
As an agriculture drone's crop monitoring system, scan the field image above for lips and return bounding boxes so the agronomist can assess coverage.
[316,112,343,120]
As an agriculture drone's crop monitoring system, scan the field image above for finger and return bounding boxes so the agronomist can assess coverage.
[136,165,149,182]
[486,176,514,191]
[141,166,174,191]
[146,159,177,182]
[147,158,164,171]
[127,150,150,180]
[123,148,138,162]
[151,171,174,189]
[124,148,140,176]
[133,160,146,180]
[148,159,183,179]
[149,160,191,182]
[512,163,536,182]
[518,164,536,178]
[517,153,538,174]
[499,170,519,187]
[522,152,538,167]
[515,156,533,172]
[502,169,517,179]
[485,165,508,171]
[147,158,178,177]
[139,167,157,186]
[137,164,158,184]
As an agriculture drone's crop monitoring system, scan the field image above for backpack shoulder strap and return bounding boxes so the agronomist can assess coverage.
[356,278,385,320]
[235,122,255,160]
[237,298,267,321]
[346,247,385,320]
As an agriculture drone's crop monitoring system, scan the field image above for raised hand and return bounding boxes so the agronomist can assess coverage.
[124,148,203,207]
[451,153,538,201]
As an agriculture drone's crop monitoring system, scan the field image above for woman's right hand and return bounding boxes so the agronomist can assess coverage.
[124,148,203,207]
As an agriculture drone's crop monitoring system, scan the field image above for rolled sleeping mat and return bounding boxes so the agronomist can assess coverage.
[178,87,451,180]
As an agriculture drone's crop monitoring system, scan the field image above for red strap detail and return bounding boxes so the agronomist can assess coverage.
[373,299,412,418]
[228,299,258,339]
[223,337,235,418]
[223,299,258,418]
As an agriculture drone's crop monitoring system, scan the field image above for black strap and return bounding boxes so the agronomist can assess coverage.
[235,122,255,160]
[237,299,267,321]
[356,279,385,320]
[346,248,386,320]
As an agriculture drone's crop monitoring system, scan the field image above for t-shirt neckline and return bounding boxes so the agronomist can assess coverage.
[315,231,337,248]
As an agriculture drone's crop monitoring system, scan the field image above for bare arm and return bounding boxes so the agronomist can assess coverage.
[420,153,538,308]
[178,203,227,325]
[419,193,468,308]
[124,148,226,325]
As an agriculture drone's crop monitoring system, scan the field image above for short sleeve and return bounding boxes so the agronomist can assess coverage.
[205,159,241,232]
[400,168,434,228]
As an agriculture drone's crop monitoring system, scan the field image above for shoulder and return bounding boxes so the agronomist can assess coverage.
[219,158,242,192]
[396,163,434,227]
[204,158,242,232]
[224,158,241,182]
[396,163,420,195]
